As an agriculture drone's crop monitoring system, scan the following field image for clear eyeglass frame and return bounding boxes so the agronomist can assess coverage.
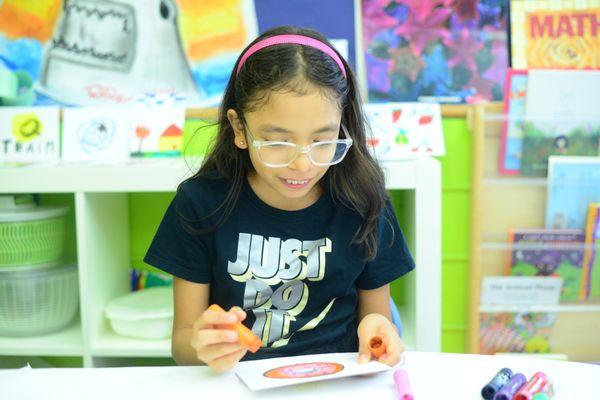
[242,122,353,168]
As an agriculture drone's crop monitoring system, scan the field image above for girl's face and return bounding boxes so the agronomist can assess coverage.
[228,86,342,211]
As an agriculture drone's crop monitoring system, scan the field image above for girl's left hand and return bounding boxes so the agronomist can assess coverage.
[357,313,405,366]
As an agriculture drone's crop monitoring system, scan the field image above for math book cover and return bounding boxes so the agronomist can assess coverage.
[507,228,585,303]
[581,203,600,301]
[510,0,599,69]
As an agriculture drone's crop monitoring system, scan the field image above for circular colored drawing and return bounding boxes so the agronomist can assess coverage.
[264,362,344,379]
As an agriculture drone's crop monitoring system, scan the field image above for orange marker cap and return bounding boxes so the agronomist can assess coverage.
[369,335,387,358]
[207,304,262,353]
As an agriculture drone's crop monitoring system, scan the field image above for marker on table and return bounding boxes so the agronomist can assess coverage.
[393,368,414,400]
[481,368,513,400]
[207,304,262,353]
[493,373,526,400]
[514,372,548,400]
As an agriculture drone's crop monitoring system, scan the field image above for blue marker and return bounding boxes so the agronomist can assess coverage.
[481,368,513,400]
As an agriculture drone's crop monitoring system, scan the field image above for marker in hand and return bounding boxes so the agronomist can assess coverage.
[207,304,262,353]
[369,335,387,359]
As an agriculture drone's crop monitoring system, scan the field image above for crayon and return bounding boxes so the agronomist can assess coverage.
[493,373,526,400]
[481,368,513,400]
[369,335,387,358]
[207,304,262,353]
[514,372,548,400]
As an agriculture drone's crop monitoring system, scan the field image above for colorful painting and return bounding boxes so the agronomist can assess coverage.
[0,106,60,163]
[362,0,509,103]
[510,0,599,70]
[0,0,258,106]
[129,107,186,157]
[364,102,445,159]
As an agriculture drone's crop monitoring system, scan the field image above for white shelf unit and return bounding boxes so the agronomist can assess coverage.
[0,157,441,367]
[468,103,600,362]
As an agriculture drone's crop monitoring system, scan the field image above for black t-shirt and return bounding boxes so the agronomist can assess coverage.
[144,176,415,361]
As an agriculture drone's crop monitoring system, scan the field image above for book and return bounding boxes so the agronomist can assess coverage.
[546,156,600,230]
[479,312,555,355]
[507,228,585,303]
[520,70,600,177]
[581,204,600,301]
[510,0,599,69]
[499,69,528,175]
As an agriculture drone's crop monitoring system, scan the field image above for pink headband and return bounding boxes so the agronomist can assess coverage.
[236,34,347,79]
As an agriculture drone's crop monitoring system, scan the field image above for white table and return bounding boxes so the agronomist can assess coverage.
[1,351,598,399]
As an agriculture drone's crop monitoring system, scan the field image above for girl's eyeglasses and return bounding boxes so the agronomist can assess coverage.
[243,123,353,168]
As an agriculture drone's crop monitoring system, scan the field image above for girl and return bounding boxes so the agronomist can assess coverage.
[144,26,415,373]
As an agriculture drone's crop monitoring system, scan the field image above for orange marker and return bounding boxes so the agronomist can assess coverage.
[369,335,387,358]
[207,304,262,353]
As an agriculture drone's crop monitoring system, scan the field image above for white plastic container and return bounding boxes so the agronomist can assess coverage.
[104,286,173,339]
[0,262,79,336]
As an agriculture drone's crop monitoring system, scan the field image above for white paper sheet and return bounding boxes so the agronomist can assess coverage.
[234,352,391,391]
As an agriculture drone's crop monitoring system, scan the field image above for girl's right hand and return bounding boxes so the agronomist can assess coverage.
[190,306,248,372]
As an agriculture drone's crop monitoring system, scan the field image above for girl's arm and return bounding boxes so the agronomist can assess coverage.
[171,277,248,370]
[171,276,210,365]
[357,284,404,366]
[358,284,392,322]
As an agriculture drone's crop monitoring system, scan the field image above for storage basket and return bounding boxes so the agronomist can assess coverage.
[0,195,69,267]
[0,262,79,336]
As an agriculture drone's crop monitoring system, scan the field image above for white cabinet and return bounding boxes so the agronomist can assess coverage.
[0,157,441,367]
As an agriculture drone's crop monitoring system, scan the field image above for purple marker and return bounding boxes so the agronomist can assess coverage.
[493,373,527,400]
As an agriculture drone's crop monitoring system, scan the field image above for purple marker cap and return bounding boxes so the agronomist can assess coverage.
[493,373,527,400]
[394,368,414,400]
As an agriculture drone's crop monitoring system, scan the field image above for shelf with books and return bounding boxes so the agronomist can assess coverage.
[468,103,600,362]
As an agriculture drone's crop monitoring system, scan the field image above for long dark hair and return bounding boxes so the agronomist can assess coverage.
[185,26,389,261]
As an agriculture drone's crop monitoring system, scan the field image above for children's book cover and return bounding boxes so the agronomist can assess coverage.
[0,106,60,163]
[520,70,600,177]
[479,312,555,355]
[507,228,585,302]
[361,0,509,104]
[499,69,528,175]
[581,203,600,301]
[363,102,445,159]
[510,0,599,70]
[546,156,600,230]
